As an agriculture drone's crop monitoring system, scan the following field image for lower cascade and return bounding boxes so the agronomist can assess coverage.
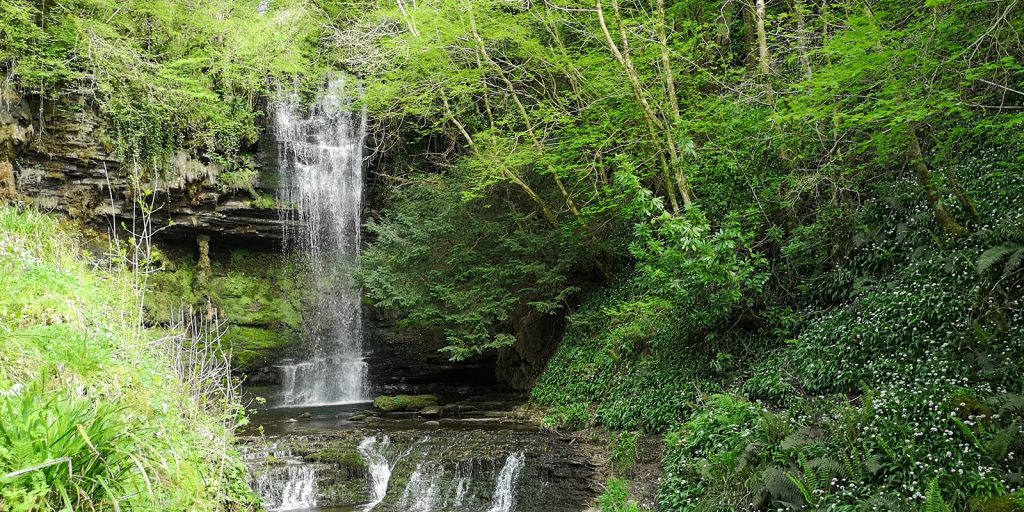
[358,435,404,511]
[242,427,596,512]
[487,452,525,512]
[246,446,318,511]
[355,435,526,512]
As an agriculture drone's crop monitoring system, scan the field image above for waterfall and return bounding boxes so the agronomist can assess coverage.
[273,77,369,406]
[354,433,527,512]
[358,435,395,511]
[487,452,525,512]
[398,462,444,511]
[246,446,318,511]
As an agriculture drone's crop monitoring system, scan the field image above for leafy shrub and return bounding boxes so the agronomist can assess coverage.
[533,276,725,432]
[658,395,778,510]
[610,431,640,473]
[614,171,768,343]
[543,403,591,430]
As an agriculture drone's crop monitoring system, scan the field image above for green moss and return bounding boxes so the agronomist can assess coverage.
[221,326,292,371]
[373,394,439,413]
[318,476,370,507]
[145,265,198,323]
[971,494,1023,512]
[208,251,305,329]
[305,449,368,472]
[146,247,308,368]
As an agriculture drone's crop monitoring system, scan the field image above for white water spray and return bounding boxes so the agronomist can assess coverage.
[273,77,369,406]
[247,446,318,512]
[358,435,395,511]
[488,451,526,512]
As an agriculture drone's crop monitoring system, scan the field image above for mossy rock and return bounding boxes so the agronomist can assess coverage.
[209,270,303,328]
[971,493,1023,512]
[373,394,439,413]
[222,326,293,371]
[147,246,306,328]
[305,448,368,475]
[145,265,198,323]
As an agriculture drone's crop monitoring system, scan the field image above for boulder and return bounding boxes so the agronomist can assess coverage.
[372,394,439,413]
[418,405,444,419]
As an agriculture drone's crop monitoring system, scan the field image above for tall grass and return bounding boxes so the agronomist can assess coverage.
[0,204,258,511]
[0,380,155,511]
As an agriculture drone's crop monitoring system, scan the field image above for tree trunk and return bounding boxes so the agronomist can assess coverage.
[792,0,812,79]
[656,0,680,121]
[595,0,691,212]
[946,167,981,223]
[396,0,420,36]
[467,40,561,228]
[907,124,967,236]
[754,0,772,75]
[466,3,579,217]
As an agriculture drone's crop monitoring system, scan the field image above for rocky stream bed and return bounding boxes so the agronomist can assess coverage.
[240,394,607,512]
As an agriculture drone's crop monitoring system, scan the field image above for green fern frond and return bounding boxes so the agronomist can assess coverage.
[785,470,816,507]
[977,244,1020,275]
[1006,249,1024,277]
[924,478,948,512]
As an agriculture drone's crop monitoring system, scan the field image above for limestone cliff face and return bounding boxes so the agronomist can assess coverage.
[0,87,295,242]
[1,87,303,382]
[1,87,514,392]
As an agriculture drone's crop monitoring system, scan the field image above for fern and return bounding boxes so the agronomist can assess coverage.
[985,425,1021,461]
[924,478,948,512]
[988,393,1024,417]
[782,454,843,507]
[839,445,881,481]
[977,243,1024,277]
[785,471,817,507]
[978,222,1024,280]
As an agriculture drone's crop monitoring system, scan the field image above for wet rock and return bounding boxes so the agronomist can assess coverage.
[496,305,566,390]
[2,92,297,243]
[366,325,499,397]
[418,405,444,419]
[299,412,312,419]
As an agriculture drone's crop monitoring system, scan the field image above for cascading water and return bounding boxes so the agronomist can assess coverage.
[353,434,528,512]
[358,435,399,511]
[487,452,526,512]
[398,462,444,511]
[245,445,318,511]
[273,77,369,406]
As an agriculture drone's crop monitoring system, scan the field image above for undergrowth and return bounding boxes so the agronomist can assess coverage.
[0,206,257,511]
[535,156,1024,510]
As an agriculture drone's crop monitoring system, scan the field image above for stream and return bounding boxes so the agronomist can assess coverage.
[241,393,603,512]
